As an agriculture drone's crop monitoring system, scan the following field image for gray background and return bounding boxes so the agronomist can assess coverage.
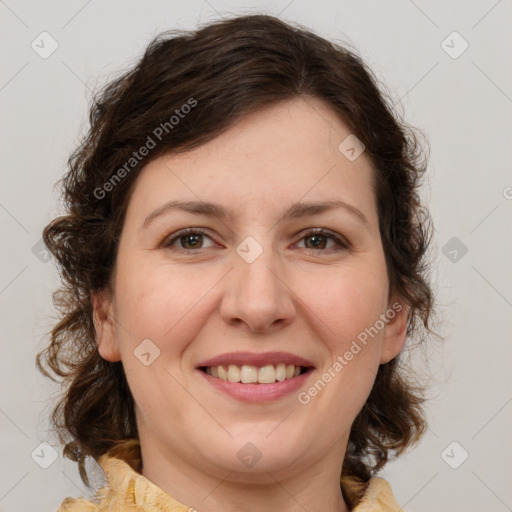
[1,1,511,511]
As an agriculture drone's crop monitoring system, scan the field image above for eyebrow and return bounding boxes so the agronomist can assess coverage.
[142,199,370,230]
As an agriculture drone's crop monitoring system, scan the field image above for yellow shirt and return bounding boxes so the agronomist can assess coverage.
[57,440,402,511]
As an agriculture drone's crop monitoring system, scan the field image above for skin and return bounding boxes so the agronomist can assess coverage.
[92,96,408,512]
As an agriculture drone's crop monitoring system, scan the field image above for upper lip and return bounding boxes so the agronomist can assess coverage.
[197,351,315,368]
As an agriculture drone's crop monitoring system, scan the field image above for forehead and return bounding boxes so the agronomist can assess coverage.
[125,97,378,228]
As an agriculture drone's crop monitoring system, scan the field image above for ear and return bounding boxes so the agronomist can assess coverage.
[380,297,409,364]
[91,288,121,362]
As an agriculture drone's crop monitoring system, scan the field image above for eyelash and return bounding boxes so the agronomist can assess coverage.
[161,227,349,254]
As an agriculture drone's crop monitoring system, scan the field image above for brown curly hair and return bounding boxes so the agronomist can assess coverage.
[37,13,435,486]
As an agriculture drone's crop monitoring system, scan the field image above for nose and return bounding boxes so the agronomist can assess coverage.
[219,244,296,334]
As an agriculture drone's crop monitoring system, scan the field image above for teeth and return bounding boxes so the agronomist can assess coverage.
[258,364,276,384]
[241,365,258,383]
[275,363,286,381]
[204,363,305,383]
[218,365,228,380]
[227,365,241,382]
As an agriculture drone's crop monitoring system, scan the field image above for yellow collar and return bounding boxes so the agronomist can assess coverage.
[58,439,402,511]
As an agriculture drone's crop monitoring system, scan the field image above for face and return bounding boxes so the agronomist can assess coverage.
[92,96,407,483]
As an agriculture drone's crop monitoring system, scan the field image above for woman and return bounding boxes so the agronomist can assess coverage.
[38,13,434,512]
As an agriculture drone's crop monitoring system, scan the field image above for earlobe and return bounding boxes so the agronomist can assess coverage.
[380,299,409,364]
[91,288,121,362]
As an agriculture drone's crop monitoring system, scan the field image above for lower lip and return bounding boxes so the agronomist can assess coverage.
[197,369,314,402]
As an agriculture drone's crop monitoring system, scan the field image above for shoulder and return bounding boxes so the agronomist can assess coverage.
[56,496,99,511]
[341,475,402,511]
[56,443,190,512]
[56,485,124,512]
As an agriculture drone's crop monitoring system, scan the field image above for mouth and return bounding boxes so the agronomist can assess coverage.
[198,363,313,384]
[195,351,316,402]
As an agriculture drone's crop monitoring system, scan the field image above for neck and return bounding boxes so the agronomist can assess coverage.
[139,438,350,512]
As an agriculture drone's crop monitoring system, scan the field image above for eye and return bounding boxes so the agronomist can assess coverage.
[295,228,349,252]
[161,227,349,254]
[162,228,217,252]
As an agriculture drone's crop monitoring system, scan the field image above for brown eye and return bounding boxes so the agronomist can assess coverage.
[179,233,204,249]
[296,229,349,252]
[163,228,216,251]
[303,234,329,249]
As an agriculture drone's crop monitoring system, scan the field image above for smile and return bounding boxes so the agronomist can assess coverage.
[200,363,309,384]
[198,365,315,403]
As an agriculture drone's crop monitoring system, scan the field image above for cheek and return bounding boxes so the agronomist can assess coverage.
[112,258,207,422]
[301,273,386,426]
[311,261,389,412]
[113,256,193,347]
[308,259,389,346]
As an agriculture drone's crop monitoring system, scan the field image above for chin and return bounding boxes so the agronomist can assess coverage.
[208,449,302,483]
[201,433,305,477]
